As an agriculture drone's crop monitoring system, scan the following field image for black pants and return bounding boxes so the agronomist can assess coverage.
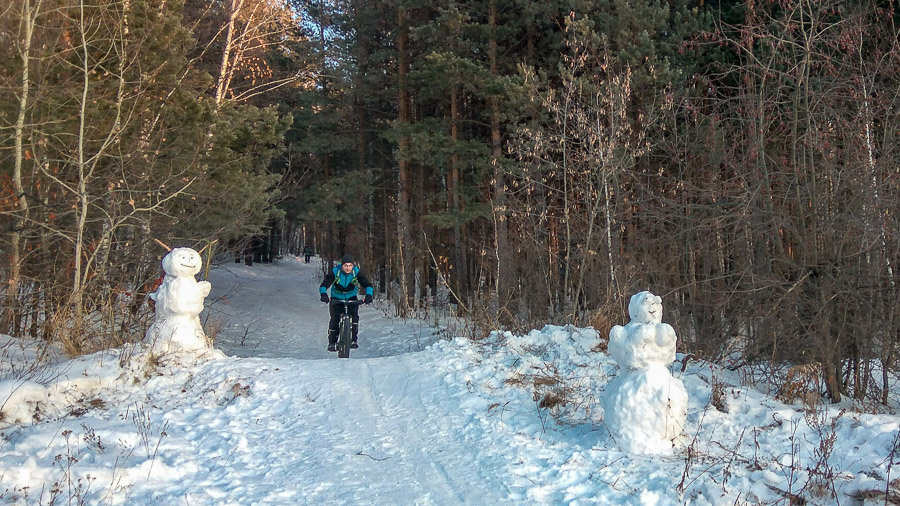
[304,254,311,263]
[328,299,360,344]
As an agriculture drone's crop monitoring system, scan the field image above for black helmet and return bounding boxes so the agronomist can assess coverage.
[340,255,355,265]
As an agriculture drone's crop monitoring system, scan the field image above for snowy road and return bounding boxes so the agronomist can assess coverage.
[156,257,519,503]
[280,356,508,504]
[205,257,440,359]
[140,352,517,504]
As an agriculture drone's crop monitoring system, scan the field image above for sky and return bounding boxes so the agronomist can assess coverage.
[0,255,898,505]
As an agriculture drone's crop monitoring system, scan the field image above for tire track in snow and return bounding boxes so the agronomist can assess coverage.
[360,357,468,505]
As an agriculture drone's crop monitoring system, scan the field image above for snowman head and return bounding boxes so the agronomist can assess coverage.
[628,291,663,324]
[162,248,203,277]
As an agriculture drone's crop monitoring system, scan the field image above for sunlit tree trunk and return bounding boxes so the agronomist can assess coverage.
[70,0,128,332]
[3,0,41,334]
[71,0,93,320]
[489,0,511,320]
[215,0,244,108]
[396,6,412,315]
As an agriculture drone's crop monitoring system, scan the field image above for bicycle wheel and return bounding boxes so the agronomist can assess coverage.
[337,316,352,358]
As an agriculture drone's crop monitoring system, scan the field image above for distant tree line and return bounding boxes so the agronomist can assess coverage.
[287,0,898,404]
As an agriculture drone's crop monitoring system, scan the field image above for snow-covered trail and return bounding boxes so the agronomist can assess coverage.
[205,257,440,359]
[0,257,523,504]
[282,355,492,503]
[133,352,517,504]
[147,257,516,503]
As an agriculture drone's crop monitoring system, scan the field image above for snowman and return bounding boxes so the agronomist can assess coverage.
[145,247,212,354]
[602,291,688,455]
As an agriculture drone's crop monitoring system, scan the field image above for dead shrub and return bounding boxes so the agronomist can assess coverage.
[538,390,566,410]
[203,315,226,346]
[710,373,728,413]
[48,294,152,358]
[68,397,108,418]
[587,291,625,353]
[776,363,823,410]
[804,408,843,500]
[505,366,597,424]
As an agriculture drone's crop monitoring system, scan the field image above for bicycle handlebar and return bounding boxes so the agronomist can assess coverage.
[328,299,365,306]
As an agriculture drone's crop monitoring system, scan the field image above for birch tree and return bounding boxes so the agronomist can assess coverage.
[1,0,42,334]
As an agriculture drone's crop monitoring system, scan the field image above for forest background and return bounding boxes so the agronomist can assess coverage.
[1,0,898,406]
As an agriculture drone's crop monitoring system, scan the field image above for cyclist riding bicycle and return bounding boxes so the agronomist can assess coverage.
[319,254,373,352]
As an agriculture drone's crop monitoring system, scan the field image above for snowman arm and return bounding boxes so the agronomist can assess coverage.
[657,323,676,346]
[609,325,626,344]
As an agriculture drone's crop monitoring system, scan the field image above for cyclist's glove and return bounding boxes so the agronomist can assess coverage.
[364,294,373,304]
[320,293,329,303]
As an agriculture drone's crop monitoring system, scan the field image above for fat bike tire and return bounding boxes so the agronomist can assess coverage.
[337,317,352,358]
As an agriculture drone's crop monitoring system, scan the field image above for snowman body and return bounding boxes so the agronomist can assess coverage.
[603,291,687,454]
[145,248,212,353]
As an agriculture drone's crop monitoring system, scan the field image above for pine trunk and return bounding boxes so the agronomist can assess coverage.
[396,6,413,314]
[489,0,511,321]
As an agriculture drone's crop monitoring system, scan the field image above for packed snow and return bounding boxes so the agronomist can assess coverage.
[0,256,899,504]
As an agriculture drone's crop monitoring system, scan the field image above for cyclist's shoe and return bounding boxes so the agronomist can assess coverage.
[327,343,337,352]
[350,341,359,349]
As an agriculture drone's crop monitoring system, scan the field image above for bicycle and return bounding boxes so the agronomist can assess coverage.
[329,299,364,358]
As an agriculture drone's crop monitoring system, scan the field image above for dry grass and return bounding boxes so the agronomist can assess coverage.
[776,363,823,410]
[203,316,226,346]
[48,295,152,358]
[68,397,108,418]
[710,373,728,413]
[504,364,601,425]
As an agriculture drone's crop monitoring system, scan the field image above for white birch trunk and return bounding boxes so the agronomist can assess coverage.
[5,0,41,332]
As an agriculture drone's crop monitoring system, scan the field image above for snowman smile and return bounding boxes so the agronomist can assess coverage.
[180,263,198,270]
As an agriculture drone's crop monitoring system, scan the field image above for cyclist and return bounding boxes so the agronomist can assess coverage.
[319,254,374,352]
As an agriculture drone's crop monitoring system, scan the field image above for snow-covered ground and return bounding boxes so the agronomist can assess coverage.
[0,256,899,505]
[204,257,442,359]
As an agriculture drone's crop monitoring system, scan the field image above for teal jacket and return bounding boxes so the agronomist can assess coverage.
[320,265,374,301]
